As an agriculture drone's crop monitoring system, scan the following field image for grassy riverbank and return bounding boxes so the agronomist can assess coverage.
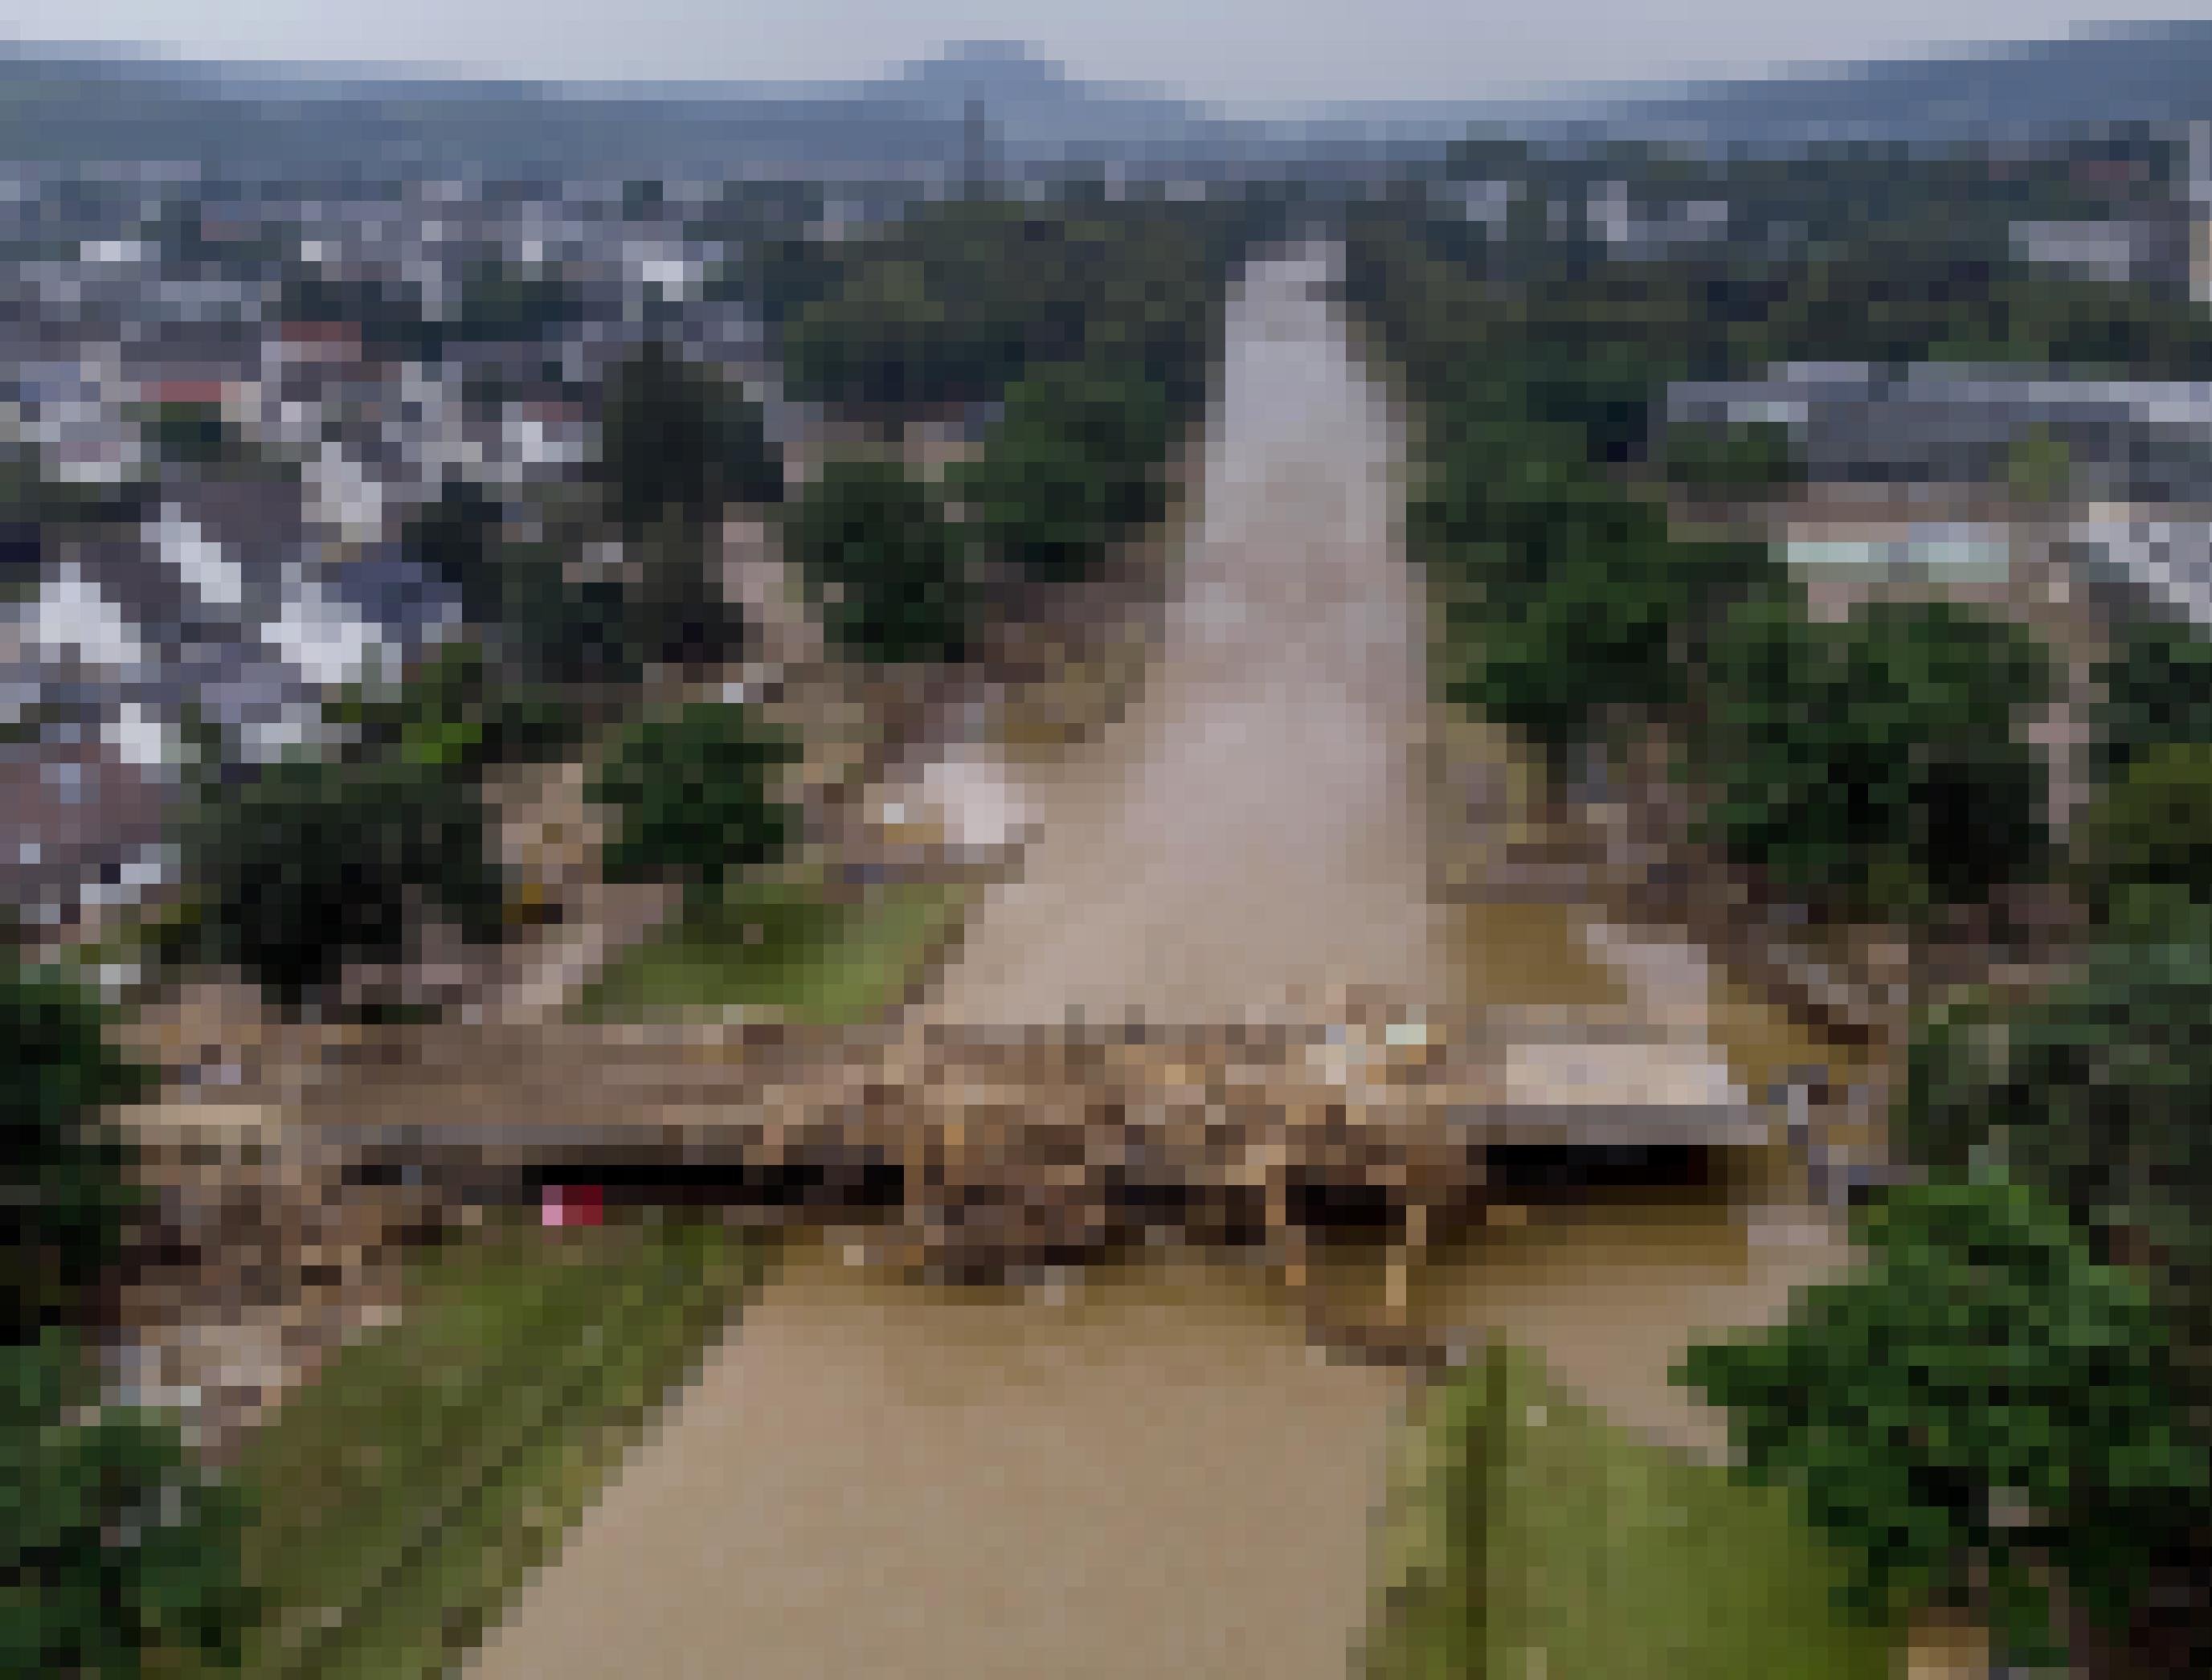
[223,1214,766,1680]
[1364,1339,1895,1680]
[577,877,974,1024]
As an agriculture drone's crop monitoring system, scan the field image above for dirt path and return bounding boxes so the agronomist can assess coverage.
[929,245,1449,1025]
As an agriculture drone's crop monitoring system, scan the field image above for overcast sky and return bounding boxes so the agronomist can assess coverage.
[8,2,2210,108]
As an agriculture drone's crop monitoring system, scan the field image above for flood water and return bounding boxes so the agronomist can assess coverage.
[469,247,1861,1680]
[470,1194,1854,1680]
[929,242,1445,1024]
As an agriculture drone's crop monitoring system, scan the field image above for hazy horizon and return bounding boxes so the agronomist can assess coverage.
[7,6,2212,112]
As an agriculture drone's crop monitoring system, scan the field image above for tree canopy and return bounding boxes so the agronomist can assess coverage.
[589,703,798,906]
[951,359,1176,584]
[597,340,782,538]
[1690,595,2057,915]
[1678,1172,2208,1666]
[181,750,506,1009]
[783,456,974,665]
[3,963,149,1343]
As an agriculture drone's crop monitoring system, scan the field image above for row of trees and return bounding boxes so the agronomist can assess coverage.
[1355,212,2069,924]
[768,194,1248,423]
[1347,199,2212,1673]
[782,354,1184,671]
[6,963,259,1673]
[1687,628,2212,1670]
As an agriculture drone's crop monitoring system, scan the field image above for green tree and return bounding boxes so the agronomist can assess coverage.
[402,476,506,631]
[598,341,781,538]
[2072,740,2212,903]
[0,444,150,536]
[589,703,797,907]
[621,516,750,676]
[2002,423,2077,508]
[324,639,582,775]
[136,401,241,470]
[1897,898,2212,1349]
[1895,897,2212,1674]
[1691,595,2056,916]
[729,231,844,327]
[2,964,258,1674]
[780,260,1027,410]
[1662,418,1806,502]
[2,1329,259,1676]
[951,361,1173,584]
[1437,473,1772,763]
[181,753,506,1010]
[3,963,149,1344]
[1677,1173,2209,1666]
[783,456,974,665]
[490,543,646,690]
[2093,616,2212,783]
[447,259,586,344]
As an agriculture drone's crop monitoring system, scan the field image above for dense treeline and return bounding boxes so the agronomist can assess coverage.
[1345,201,2070,919]
[769,194,1255,422]
[1345,175,2212,1675]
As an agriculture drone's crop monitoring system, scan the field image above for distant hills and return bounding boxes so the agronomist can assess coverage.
[1613,22,2212,147]
[9,25,2212,178]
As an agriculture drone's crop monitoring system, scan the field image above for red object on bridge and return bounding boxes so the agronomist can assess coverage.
[542,1183,606,1228]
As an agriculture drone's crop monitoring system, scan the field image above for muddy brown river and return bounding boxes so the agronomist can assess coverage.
[468,247,1858,1680]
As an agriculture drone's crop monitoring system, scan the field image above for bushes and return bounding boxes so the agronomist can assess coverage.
[589,703,798,906]
[1678,1173,2208,1666]
[783,456,974,665]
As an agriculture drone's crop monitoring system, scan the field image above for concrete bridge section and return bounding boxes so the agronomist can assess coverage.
[260,1003,1763,1278]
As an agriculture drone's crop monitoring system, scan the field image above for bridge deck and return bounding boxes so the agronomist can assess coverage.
[200,1012,1767,1268]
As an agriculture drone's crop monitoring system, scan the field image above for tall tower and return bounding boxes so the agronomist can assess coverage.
[963,94,988,198]
[2190,121,2212,306]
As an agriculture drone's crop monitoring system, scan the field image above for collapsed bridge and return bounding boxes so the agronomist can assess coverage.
[215,999,1770,1278]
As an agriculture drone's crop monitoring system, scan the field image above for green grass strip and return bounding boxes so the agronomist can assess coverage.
[1364,1342,1897,1680]
[579,878,974,1024]
[233,1220,762,1680]
[305,1221,759,1680]
[235,1232,647,1656]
